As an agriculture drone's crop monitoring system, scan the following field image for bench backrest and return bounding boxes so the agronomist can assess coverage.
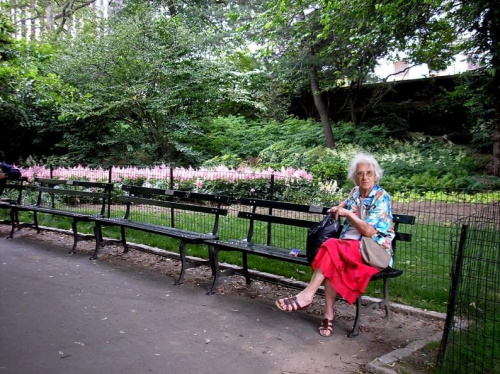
[391,214,415,261]
[236,198,329,244]
[239,197,331,214]
[33,178,114,216]
[236,197,415,261]
[1,177,28,204]
[121,185,230,235]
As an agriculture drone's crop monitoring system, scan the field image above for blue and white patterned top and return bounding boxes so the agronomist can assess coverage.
[340,184,395,254]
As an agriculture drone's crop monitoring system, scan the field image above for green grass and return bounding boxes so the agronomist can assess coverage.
[433,317,500,374]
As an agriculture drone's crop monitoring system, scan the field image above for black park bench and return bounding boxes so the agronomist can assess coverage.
[206,197,328,295]
[205,197,415,337]
[90,185,230,286]
[0,176,28,205]
[8,178,114,253]
[0,176,28,230]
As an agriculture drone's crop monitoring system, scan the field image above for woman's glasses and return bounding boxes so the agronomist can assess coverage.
[355,171,374,178]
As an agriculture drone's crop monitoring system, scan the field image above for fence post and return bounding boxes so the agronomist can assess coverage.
[266,174,275,245]
[48,165,55,208]
[169,166,174,225]
[437,223,469,369]
[107,166,113,218]
[269,173,275,200]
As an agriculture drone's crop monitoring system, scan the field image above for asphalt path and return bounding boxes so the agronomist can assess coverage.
[0,231,372,374]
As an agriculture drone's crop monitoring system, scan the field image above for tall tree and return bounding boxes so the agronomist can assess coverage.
[1,0,117,37]
[0,38,74,162]
[54,3,258,165]
[251,0,456,149]
[446,0,500,175]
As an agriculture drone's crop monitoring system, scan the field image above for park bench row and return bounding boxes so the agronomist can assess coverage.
[0,177,415,337]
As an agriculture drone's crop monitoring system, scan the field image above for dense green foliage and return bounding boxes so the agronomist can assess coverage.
[197,114,499,190]
[1,0,499,186]
[0,36,75,162]
[53,5,265,166]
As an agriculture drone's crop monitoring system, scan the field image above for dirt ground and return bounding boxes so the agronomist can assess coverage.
[0,224,445,373]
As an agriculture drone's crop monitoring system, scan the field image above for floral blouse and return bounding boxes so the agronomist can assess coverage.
[339,184,395,254]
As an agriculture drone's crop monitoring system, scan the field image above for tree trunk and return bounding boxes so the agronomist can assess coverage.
[490,8,500,176]
[492,69,500,176]
[45,0,55,32]
[309,63,335,149]
[349,79,362,125]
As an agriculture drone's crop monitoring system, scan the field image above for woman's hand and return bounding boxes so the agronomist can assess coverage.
[329,203,376,237]
[328,206,350,221]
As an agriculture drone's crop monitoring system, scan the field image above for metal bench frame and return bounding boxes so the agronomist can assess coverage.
[206,197,415,337]
[9,178,113,253]
[91,185,230,285]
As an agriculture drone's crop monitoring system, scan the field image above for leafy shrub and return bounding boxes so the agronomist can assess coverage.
[333,122,392,149]
[203,154,243,169]
[199,116,324,164]
[301,147,348,181]
[376,138,487,190]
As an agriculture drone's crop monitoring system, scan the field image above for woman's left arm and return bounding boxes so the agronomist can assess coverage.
[365,192,393,236]
[335,207,377,237]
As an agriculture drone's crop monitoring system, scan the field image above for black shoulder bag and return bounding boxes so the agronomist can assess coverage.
[306,212,341,264]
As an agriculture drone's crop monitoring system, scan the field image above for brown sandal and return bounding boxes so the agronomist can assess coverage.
[318,318,334,337]
[275,296,311,312]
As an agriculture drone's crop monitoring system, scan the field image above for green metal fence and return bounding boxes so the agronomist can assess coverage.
[2,165,500,314]
[437,203,499,374]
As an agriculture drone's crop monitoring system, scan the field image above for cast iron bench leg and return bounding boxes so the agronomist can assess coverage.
[69,219,78,254]
[383,278,391,318]
[242,252,251,285]
[9,209,17,238]
[175,241,187,285]
[208,245,216,277]
[33,211,40,234]
[90,222,102,260]
[349,297,362,337]
[207,248,220,295]
[121,226,128,253]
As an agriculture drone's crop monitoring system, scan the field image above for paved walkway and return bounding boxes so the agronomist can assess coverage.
[0,227,444,374]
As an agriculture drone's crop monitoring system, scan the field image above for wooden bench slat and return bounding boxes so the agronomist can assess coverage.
[121,195,228,215]
[393,214,416,224]
[238,211,317,228]
[92,186,229,285]
[97,218,218,242]
[8,178,113,253]
[36,186,110,199]
[395,232,412,242]
[239,197,331,214]
[173,190,232,204]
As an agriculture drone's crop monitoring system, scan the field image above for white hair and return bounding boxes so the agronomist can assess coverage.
[347,152,383,183]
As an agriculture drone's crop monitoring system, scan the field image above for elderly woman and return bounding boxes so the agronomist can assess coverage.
[275,152,395,337]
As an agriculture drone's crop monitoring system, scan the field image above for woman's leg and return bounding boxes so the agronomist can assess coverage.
[276,267,326,311]
[318,278,337,337]
[323,279,337,320]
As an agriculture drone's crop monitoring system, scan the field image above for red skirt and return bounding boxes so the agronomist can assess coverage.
[311,238,379,304]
